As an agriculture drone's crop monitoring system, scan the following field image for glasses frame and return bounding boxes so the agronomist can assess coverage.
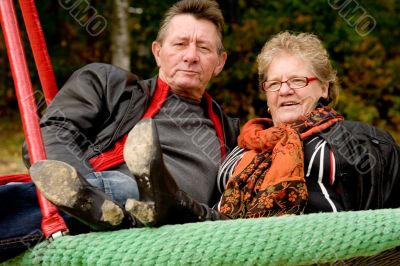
[262,76,319,92]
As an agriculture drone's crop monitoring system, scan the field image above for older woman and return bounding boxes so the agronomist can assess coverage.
[217,31,400,218]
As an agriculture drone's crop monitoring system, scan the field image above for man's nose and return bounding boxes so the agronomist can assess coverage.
[183,44,199,63]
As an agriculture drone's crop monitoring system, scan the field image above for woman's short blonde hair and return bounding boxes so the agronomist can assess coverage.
[257,31,339,105]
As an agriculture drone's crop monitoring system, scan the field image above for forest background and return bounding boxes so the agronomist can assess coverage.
[0,0,399,174]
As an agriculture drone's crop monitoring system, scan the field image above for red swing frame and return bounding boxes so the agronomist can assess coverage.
[0,0,68,239]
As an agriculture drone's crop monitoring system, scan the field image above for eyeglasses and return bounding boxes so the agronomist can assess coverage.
[262,77,319,92]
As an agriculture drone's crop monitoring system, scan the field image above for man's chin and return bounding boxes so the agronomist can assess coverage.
[174,80,203,91]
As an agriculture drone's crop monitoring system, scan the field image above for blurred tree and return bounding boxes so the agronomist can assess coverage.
[111,0,131,71]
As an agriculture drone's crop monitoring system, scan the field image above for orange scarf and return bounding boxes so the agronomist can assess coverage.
[219,107,344,218]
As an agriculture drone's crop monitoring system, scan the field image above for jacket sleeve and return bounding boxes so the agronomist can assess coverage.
[379,131,400,208]
[322,121,400,210]
[357,123,400,209]
[37,63,137,176]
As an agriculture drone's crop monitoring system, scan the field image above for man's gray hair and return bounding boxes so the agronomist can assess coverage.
[156,0,225,54]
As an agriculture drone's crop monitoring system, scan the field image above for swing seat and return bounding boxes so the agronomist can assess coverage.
[4,208,400,265]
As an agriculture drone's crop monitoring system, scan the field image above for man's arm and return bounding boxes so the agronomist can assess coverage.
[39,63,112,175]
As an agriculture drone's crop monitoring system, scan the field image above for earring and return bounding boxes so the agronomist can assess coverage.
[267,107,271,113]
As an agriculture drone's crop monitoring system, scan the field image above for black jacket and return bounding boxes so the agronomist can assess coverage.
[321,120,400,210]
[36,63,240,176]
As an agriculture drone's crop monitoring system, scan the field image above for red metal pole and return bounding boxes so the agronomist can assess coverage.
[18,0,58,104]
[0,0,68,238]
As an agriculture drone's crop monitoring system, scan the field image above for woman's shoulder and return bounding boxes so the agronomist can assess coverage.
[325,120,397,145]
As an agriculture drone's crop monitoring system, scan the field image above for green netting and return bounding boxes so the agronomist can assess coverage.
[4,208,400,265]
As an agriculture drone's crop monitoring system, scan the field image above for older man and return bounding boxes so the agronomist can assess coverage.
[29,0,238,229]
[1,0,238,261]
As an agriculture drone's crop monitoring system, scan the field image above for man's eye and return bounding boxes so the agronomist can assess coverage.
[173,42,186,47]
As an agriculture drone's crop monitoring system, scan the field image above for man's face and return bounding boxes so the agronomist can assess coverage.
[152,14,227,100]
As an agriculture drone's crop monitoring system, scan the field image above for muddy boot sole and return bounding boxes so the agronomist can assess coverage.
[30,160,125,229]
[124,119,156,202]
[125,198,156,226]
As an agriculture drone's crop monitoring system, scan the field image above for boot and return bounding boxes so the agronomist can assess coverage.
[123,118,229,227]
[30,160,142,231]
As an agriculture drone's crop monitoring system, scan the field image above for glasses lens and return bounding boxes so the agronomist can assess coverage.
[288,77,307,88]
[264,81,281,91]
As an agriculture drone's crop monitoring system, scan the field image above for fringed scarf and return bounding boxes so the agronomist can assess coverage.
[219,106,344,219]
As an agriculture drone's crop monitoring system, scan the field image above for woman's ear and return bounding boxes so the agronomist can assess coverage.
[321,82,329,99]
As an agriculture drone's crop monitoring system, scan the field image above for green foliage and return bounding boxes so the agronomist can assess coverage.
[0,0,399,141]
[0,114,27,174]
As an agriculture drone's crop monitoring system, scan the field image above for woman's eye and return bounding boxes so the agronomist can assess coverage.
[269,82,280,88]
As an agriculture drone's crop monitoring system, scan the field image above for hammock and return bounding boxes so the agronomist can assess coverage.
[4,208,400,265]
[1,1,399,265]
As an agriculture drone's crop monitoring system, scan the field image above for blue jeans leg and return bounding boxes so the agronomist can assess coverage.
[0,182,43,262]
[0,171,139,262]
[84,171,140,206]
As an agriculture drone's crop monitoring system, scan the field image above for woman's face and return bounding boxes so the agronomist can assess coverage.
[265,53,329,125]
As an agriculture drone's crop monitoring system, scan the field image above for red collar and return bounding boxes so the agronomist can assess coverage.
[90,77,226,171]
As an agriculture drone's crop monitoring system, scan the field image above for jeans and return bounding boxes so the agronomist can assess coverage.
[0,171,139,262]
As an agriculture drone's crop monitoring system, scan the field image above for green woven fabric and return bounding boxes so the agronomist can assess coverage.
[4,208,400,265]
